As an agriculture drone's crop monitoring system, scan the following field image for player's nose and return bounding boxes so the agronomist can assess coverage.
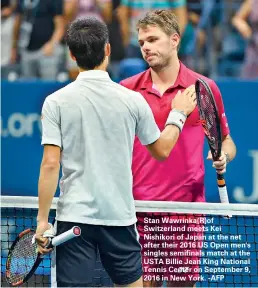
[142,42,151,52]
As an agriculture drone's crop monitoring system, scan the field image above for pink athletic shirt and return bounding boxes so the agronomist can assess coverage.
[120,62,230,203]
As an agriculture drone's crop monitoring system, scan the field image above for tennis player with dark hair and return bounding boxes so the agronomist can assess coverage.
[35,17,196,287]
[120,10,237,288]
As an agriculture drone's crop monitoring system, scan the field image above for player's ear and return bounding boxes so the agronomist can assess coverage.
[171,33,180,50]
[105,43,111,57]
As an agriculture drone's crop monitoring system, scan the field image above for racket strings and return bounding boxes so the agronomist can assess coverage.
[8,231,38,284]
[198,84,220,159]
[197,119,210,137]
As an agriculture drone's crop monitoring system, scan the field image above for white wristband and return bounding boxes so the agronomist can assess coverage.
[165,109,187,132]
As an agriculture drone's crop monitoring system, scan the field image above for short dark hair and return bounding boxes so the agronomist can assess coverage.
[65,17,109,70]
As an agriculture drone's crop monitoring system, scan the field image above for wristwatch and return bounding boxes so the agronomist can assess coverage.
[225,152,230,164]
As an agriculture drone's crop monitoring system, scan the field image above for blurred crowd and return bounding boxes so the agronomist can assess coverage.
[1,0,258,82]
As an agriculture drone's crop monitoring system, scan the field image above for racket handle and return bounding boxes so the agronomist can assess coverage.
[217,174,232,218]
[218,186,229,203]
[50,226,81,247]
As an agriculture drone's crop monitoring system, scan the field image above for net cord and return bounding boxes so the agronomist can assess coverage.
[1,196,258,216]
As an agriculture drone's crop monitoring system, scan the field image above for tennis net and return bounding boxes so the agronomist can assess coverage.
[1,196,258,287]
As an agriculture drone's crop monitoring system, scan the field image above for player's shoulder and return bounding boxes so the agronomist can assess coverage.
[186,66,218,89]
[119,70,148,90]
[44,81,77,105]
[186,67,214,85]
[184,67,221,97]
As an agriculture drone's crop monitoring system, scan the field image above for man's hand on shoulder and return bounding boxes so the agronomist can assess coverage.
[172,85,197,116]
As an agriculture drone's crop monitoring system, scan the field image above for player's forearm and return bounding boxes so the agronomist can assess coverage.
[222,135,237,163]
[147,124,180,161]
[147,107,190,161]
[156,108,188,159]
[158,125,181,158]
[37,163,60,222]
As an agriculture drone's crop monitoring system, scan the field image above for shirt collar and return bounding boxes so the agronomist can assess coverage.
[140,61,189,90]
[173,62,190,88]
[76,70,110,80]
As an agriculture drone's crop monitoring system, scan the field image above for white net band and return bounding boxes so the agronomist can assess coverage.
[1,196,258,216]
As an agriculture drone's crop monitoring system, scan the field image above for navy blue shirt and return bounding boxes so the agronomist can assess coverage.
[17,0,63,51]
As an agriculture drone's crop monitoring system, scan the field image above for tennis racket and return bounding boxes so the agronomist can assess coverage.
[195,78,231,209]
[5,224,81,287]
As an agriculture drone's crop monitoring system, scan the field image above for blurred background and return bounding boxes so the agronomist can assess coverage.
[1,0,258,204]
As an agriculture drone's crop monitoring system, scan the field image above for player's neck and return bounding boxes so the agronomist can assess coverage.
[150,58,180,87]
[79,66,107,73]
[78,58,108,73]
[79,68,107,73]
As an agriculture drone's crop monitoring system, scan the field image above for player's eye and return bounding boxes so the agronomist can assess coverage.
[148,38,157,43]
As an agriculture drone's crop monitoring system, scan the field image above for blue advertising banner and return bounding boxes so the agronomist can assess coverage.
[1,81,67,197]
[1,80,258,203]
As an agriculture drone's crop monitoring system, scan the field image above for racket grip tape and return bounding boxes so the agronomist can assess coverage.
[217,184,232,218]
[218,186,229,204]
[48,226,81,248]
[217,175,229,203]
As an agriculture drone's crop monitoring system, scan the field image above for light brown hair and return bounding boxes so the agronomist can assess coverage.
[137,9,181,37]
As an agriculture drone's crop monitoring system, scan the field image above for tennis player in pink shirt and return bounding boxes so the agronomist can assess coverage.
[120,9,237,288]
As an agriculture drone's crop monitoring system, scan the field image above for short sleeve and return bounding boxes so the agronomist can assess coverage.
[135,93,161,145]
[52,0,63,16]
[210,81,230,137]
[41,99,62,148]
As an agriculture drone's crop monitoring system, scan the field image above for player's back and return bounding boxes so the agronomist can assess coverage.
[45,71,148,226]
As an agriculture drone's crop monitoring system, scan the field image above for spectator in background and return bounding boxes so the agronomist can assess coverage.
[179,0,219,75]
[232,0,258,79]
[1,0,16,19]
[11,0,65,80]
[64,0,112,80]
[1,0,17,78]
[117,0,188,58]
[179,0,203,70]
[107,0,126,81]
